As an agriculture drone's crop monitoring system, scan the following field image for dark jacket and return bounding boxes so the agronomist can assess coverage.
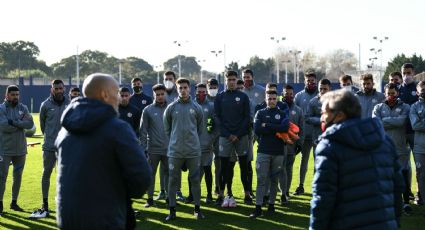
[119,103,141,136]
[254,100,288,115]
[399,82,418,134]
[55,98,152,230]
[310,117,404,230]
[254,107,289,155]
[129,92,153,112]
[214,89,250,138]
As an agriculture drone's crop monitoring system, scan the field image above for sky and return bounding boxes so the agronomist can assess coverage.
[1,0,424,73]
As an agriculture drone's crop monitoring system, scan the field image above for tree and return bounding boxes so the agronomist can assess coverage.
[226,61,240,72]
[324,49,357,81]
[241,56,274,83]
[384,53,425,82]
[163,55,201,81]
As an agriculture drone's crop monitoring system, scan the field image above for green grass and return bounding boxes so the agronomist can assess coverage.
[1,114,425,229]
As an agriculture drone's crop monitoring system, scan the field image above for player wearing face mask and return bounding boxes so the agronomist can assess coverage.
[129,77,153,113]
[163,71,179,104]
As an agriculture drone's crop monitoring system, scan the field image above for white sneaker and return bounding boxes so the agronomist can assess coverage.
[221,196,230,208]
[29,209,49,219]
[228,196,237,208]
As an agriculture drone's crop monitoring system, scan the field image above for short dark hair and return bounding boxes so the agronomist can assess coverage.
[320,89,361,119]
[266,82,278,89]
[6,85,19,94]
[243,69,254,76]
[176,78,190,86]
[237,79,244,85]
[164,71,176,79]
[196,83,207,89]
[266,90,278,96]
[384,83,399,92]
[69,87,80,93]
[51,79,64,86]
[402,63,414,70]
[319,78,331,86]
[305,69,317,78]
[131,77,142,84]
[339,75,353,83]
[283,84,294,94]
[389,72,402,79]
[152,84,166,92]
[119,87,131,93]
[226,70,238,78]
[360,73,374,81]
[207,78,218,85]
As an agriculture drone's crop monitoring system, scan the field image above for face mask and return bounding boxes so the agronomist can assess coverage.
[243,79,253,88]
[284,95,294,105]
[132,86,142,94]
[403,75,414,84]
[343,85,352,91]
[196,92,206,103]
[164,80,174,89]
[208,88,218,97]
[386,96,397,106]
[321,112,338,132]
[307,82,316,92]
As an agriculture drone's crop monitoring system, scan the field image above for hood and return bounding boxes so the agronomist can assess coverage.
[321,117,386,151]
[61,97,118,134]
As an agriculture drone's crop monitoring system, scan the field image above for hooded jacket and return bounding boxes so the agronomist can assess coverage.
[55,98,152,229]
[310,118,404,230]
[140,101,169,155]
[355,89,385,118]
[0,101,34,156]
[294,88,318,140]
[40,96,70,151]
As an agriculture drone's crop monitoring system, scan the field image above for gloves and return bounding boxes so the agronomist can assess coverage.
[295,144,302,155]
[8,119,14,126]
[275,122,300,145]
[207,118,215,133]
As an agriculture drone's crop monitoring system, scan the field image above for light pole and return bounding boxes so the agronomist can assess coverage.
[76,46,80,87]
[197,59,206,83]
[174,40,188,78]
[154,65,162,84]
[118,60,125,85]
[270,36,286,84]
[289,50,302,83]
[211,50,224,81]
[373,36,389,73]
[282,60,291,84]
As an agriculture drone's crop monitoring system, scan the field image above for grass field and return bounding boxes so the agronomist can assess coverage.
[1,114,425,229]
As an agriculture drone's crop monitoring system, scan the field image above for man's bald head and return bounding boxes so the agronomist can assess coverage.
[83,73,120,112]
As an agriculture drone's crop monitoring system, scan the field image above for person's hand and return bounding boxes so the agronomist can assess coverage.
[228,135,239,142]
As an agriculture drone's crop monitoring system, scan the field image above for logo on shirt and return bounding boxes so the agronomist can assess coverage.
[0,156,3,162]
[204,108,209,112]
[291,111,296,115]
[19,110,24,115]
[412,91,417,96]
[254,92,259,97]
[190,109,195,114]
[372,99,377,104]
[235,97,240,102]
[275,114,281,120]
[154,113,158,116]
[142,100,147,104]
[395,108,401,113]
[127,112,133,118]
[169,163,175,170]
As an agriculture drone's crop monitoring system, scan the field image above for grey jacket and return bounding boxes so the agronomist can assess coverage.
[294,89,318,140]
[196,99,216,153]
[409,99,425,155]
[164,96,203,158]
[356,89,385,119]
[373,100,410,156]
[243,83,265,117]
[140,102,169,155]
[166,87,179,104]
[40,96,70,151]
[305,95,322,142]
[286,103,304,155]
[0,101,34,156]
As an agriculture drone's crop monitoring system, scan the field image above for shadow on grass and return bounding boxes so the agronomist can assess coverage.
[0,212,57,230]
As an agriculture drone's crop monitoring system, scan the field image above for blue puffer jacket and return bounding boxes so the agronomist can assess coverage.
[55,98,152,229]
[310,117,404,230]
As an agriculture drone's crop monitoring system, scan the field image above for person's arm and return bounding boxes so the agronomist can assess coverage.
[196,104,203,135]
[372,104,382,119]
[133,108,142,137]
[139,109,149,150]
[381,104,410,128]
[409,104,425,131]
[264,111,290,132]
[310,144,338,230]
[114,123,152,198]
[254,110,271,135]
[39,102,47,134]
[214,94,231,137]
[297,108,305,146]
[11,105,34,129]
[163,105,172,138]
[236,94,251,137]
[0,106,18,133]
[305,99,315,125]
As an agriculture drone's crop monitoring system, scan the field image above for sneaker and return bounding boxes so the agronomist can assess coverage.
[265,205,275,216]
[249,208,262,219]
[415,197,424,206]
[293,186,304,196]
[409,191,415,201]
[205,194,213,204]
[29,208,49,219]
[221,196,230,208]
[244,195,253,205]
[280,195,289,205]
[185,195,194,204]
[215,196,224,206]
[155,190,167,200]
[144,198,154,208]
[250,191,256,199]
[403,204,413,215]
[286,192,290,198]
[194,210,205,220]
[165,210,176,221]
[228,196,237,208]
[10,203,24,212]
[176,191,185,202]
